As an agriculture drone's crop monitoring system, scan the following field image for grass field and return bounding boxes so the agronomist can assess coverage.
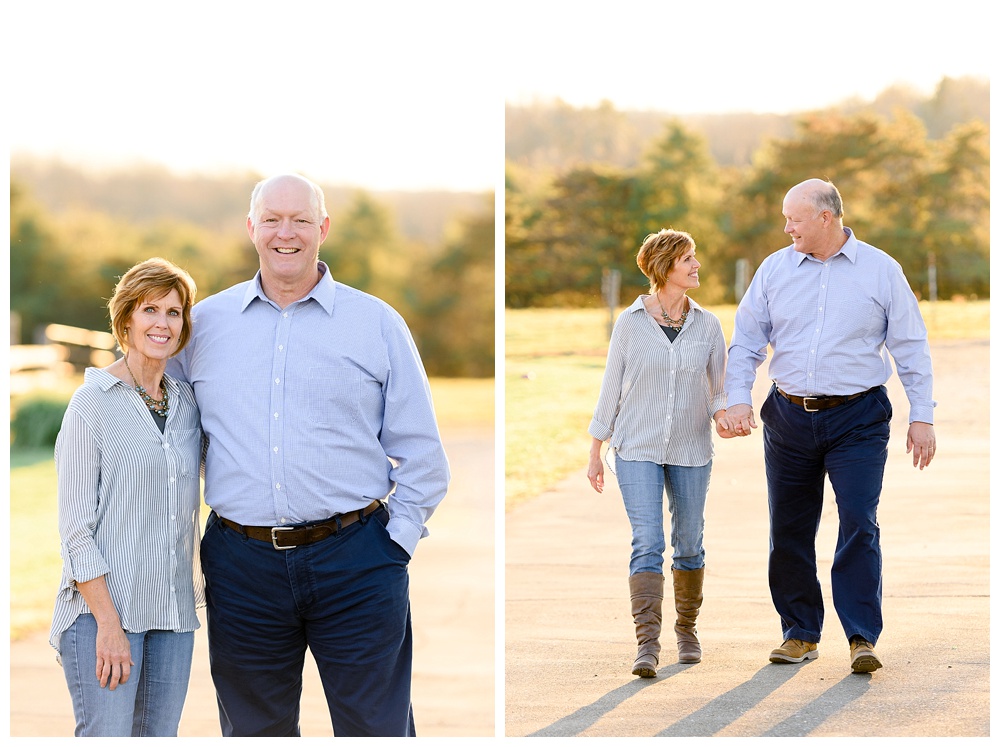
[8,377,493,641]
[504,299,989,510]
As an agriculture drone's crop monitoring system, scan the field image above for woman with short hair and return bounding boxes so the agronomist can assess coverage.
[50,257,203,736]
[588,229,732,677]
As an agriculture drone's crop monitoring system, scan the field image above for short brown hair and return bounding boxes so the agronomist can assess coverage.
[635,229,696,292]
[108,257,197,355]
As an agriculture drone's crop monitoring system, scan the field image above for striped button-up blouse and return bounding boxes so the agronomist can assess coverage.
[589,295,728,467]
[49,367,203,656]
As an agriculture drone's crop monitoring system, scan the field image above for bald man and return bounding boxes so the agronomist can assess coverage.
[720,178,935,674]
[169,174,449,736]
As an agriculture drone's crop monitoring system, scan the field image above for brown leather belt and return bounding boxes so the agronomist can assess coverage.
[776,387,876,413]
[218,500,383,550]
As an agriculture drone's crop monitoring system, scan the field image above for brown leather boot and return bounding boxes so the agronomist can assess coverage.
[672,567,704,663]
[629,572,664,677]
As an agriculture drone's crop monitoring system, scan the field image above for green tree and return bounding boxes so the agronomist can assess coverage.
[410,205,495,377]
[322,191,409,311]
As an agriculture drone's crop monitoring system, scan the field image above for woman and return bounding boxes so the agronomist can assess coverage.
[587,229,732,677]
[49,257,202,736]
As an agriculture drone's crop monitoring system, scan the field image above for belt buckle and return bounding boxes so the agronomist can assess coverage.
[802,397,820,412]
[271,526,297,550]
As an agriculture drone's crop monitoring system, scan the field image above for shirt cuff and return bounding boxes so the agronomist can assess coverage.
[588,419,613,442]
[387,516,424,559]
[726,389,753,409]
[908,403,936,425]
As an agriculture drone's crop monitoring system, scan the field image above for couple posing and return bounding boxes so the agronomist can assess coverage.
[587,178,936,678]
[49,173,449,737]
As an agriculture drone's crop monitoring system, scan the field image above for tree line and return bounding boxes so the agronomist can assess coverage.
[10,171,494,378]
[506,94,989,308]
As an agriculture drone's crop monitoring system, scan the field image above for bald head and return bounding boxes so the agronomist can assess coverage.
[248,174,328,227]
[785,179,844,220]
[782,179,848,260]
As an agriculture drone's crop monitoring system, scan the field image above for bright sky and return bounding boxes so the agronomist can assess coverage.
[505,0,992,114]
[6,1,500,192]
[6,2,992,191]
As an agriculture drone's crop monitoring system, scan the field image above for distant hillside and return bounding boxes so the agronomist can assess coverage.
[10,156,491,245]
[506,75,989,172]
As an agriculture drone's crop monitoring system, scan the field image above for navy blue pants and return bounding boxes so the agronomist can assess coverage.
[760,384,891,646]
[200,505,415,737]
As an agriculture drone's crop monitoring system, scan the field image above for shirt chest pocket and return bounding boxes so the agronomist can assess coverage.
[308,366,361,425]
[678,341,711,373]
[171,428,202,479]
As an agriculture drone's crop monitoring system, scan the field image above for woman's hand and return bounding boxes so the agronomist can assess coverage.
[75,575,135,689]
[587,439,606,493]
[714,410,737,439]
[95,623,133,690]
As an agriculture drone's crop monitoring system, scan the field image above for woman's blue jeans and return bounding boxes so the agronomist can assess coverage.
[59,613,194,736]
[615,454,711,575]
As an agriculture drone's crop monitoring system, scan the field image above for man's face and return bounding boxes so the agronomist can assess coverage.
[782,194,824,256]
[247,177,330,286]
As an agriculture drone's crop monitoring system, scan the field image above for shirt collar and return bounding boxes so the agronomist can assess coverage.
[240,261,338,315]
[794,226,858,265]
[627,294,708,315]
[85,365,182,395]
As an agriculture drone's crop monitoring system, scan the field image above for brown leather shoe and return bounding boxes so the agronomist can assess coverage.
[850,637,883,673]
[769,638,818,663]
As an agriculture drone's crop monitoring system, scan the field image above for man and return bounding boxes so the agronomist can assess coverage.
[168,173,450,736]
[722,178,935,674]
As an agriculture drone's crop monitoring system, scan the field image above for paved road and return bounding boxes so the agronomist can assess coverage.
[506,340,989,737]
[9,426,495,737]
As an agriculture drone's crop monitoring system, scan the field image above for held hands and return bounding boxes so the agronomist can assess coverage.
[716,404,757,438]
[906,421,936,470]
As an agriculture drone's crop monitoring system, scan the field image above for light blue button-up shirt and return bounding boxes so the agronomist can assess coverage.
[725,228,936,424]
[168,263,450,557]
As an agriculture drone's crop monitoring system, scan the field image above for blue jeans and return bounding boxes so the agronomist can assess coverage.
[614,454,711,575]
[760,384,890,645]
[59,613,194,737]
[200,505,415,737]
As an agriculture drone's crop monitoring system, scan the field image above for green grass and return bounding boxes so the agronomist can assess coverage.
[9,451,63,639]
[504,300,988,510]
[8,377,492,641]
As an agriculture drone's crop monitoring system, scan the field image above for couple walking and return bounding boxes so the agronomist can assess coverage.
[587,179,936,678]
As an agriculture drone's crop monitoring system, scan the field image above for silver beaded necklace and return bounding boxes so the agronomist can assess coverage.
[122,356,169,418]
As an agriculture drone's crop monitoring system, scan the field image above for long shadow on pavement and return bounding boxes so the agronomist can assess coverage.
[529,660,870,737]
[527,664,682,737]
[656,665,871,737]
[759,673,872,737]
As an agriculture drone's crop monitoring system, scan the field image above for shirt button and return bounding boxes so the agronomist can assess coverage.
[273,446,279,453]
[274,412,279,419]
[162,443,170,449]
[278,345,284,351]
[169,477,175,483]
[275,483,281,490]
[275,378,280,384]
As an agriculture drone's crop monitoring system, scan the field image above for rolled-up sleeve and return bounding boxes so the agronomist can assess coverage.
[55,409,111,589]
[589,318,627,442]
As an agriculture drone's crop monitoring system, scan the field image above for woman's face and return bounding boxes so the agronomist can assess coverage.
[666,247,701,290]
[125,289,184,363]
